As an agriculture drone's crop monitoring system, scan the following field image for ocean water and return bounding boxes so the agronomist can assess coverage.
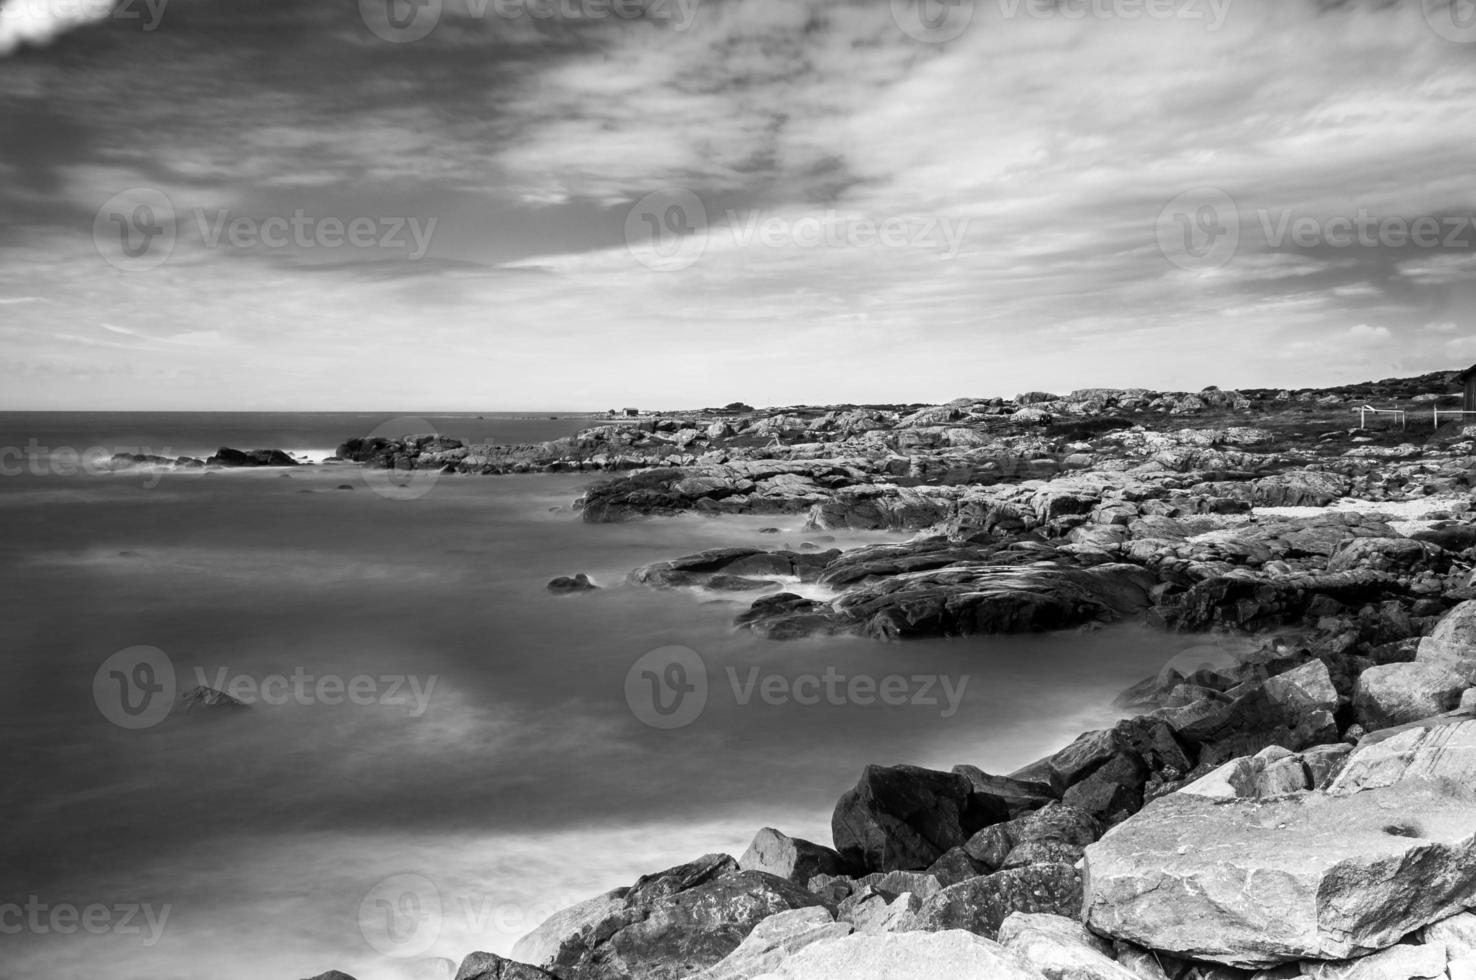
[0,413,1200,980]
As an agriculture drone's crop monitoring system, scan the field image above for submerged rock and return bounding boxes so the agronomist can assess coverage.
[547,573,600,594]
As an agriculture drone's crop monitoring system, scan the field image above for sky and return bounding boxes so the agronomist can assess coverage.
[1,0,1475,410]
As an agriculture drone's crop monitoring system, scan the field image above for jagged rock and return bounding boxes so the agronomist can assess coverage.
[909,863,1082,939]
[739,828,851,885]
[1329,716,1476,792]
[177,686,248,712]
[1299,942,1447,980]
[756,929,1048,980]
[831,764,1010,873]
[301,973,358,980]
[925,846,986,885]
[536,858,833,980]
[685,907,852,980]
[1081,786,1476,966]
[952,766,1058,816]
[1352,662,1468,729]
[511,889,628,967]
[1422,911,1476,956]
[452,951,557,979]
[208,447,299,467]
[837,887,921,933]
[1178,745,1312,799]
[1417,599,1476,681]
[998,912,1140,980]
[964,802,1101,873]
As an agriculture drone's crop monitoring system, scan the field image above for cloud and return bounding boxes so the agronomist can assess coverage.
[2,0,1476,408]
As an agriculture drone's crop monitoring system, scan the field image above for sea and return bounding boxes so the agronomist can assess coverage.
[0,412,1202,980]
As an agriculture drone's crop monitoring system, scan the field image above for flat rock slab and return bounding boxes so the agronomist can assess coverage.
[758,929,1046,980]
[1082,786,1476,967]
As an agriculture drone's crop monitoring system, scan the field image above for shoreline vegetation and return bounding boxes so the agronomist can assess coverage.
[127,372,1476,980]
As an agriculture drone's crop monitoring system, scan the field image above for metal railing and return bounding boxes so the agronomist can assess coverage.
[1356,405,1407,429]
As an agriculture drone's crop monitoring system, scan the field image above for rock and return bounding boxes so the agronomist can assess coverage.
[837,887,921,933]
[539,861,832,980]
[452,952,557,979]
[1113,941,1175,980]
[177,686,248,712]
[1421,910,1476,956]
[1417,599,1476,680]
[831,764,1010,873]
[685,907,852,980]
[952,766,1058,816]
[909,863,1083,939]
[1179,745,1312,799]
[739,828,852,885]
[925,846,986,885]
[1299,942,1447,980]
[1329,717,1476,792]
[1081,786,1476,966]
[760,929,1048,980]
[547,573,599,594]
[301,973,359,980]
[965,802,1101,873]
[511,889,627,968]
[207,447,299,467]
[998,912,1140,980]
[1353,662,1468,729]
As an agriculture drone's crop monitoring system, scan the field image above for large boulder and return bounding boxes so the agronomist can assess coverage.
[1329,716,1476,792]
[964,802,1102,873]
[908,863,1083,940]
[758,929,1047,980]
[515,855,832,980]
[997,912,1140,980]
[511,889,628,967]
[1081,786,1476,967]
[832,765,1010,873]
[1299,942,1448,980]
[1417,600,1476,681]
[739,828,852,885]
[685,907,852,980]
[452,952,557,979]
[1352,662,1468,730]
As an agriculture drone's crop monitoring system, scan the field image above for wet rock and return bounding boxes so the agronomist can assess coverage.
[547,573,599,594]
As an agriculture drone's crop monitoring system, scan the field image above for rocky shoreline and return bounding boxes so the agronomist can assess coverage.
[303,372,1476,980]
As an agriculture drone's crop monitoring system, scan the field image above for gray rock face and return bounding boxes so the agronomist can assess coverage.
[1354,662,1468,729]
[452,951,557,980]
[909,862,1083,940]
[1081,787,1476,967]
[997,912,1140,980]
[511,889,627,968]
[684,907,852,980]
[831,764,1010,873]
[513,855,831,980]
[1299,942,1448,980]
[739,828,851,885]
[1329,716,1476,793]
[759,929,1048,980]
[1417,599,1476,680]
